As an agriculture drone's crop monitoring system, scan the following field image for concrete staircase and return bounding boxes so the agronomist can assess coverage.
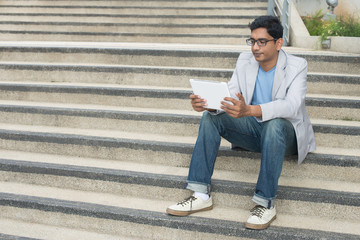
[0,0,267,44]
[0,1,360,240]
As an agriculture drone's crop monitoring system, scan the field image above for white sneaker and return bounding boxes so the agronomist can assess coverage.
[245,205,276,230]
[166,195,213,216]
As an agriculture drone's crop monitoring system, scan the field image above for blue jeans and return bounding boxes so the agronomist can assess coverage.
[186,111,297,208]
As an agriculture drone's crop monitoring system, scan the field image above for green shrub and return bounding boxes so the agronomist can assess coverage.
[302,10,360,41]
[302,11,325,36]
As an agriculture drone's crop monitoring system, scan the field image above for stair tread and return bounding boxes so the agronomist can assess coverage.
[1,99,360,122]
[0,81,359,101]
[0,122,202,145]
[0,120,359,148]
[0,99,201,116]
[0,41,358,56]
[0,99,358,129]
[2,61,360,77]
[1,149,359,193]
[307,93,360,101]
[0,183,359,236]
[0,0,268,7]
[0,218,124,240]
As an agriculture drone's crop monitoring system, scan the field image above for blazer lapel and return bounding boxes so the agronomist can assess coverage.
[272,49,287,98]
[245,58,259,104]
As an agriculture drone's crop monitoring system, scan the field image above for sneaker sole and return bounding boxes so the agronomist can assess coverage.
[166,205,213,216]
[245,215,277,230]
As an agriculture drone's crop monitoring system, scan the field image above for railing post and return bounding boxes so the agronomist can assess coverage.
[267,0,290,46]
[282,0,290,46]
[267,0,276,15]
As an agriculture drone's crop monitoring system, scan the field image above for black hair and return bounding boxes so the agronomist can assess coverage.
[249,15,283,39]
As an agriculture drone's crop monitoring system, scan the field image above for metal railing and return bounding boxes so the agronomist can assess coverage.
[267,0,290,46]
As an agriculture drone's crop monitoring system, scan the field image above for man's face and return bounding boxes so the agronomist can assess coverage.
[250,27,282,66]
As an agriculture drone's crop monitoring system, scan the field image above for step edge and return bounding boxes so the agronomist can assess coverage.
[1,159,359,207]
[0,192,358,240]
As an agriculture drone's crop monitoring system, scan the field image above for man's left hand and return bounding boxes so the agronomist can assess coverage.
[221,92,250,118]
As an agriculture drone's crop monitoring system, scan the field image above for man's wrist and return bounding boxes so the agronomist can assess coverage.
[247,105,262,117]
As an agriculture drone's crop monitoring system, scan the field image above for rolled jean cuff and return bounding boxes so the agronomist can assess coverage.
[185,181,211,194]
[252,193,275,209]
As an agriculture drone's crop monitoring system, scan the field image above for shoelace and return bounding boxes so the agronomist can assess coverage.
[250,205,267,218]
[177,196,197,207]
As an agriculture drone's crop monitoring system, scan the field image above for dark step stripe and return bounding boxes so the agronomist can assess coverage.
[3,0,268,2]
[0,104,359,135]
[0,129,358,168]
[2,193,357,240]
[307,74,359,85]
[0,63,234,75]
[0,46,358,64]
[306,97,359,109]
[0,233,39,240]
[0,64,358,85]
[0,13,260,19]
[0,84,358,109]
[0,5,267,10]
[0,104,200,124]
[0,21,248,28]
[0,30,247,38]
[1,159,359,207]
[0,83,192,99]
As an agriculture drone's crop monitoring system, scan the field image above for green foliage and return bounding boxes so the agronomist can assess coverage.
[302,10,360,41]
[302,11,325,36]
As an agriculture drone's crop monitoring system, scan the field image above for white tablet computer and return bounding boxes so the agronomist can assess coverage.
[190,79,231,110]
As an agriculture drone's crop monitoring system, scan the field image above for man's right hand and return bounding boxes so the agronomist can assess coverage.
[190,94,216,112]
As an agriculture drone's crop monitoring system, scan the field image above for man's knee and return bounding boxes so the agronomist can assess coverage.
[200,111,213,124]
[263,118,292,136]
[201,111,222,125]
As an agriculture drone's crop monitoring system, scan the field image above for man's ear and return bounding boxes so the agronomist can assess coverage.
[276,38,284,51]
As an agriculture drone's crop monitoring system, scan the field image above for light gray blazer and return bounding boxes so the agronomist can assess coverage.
[227,49,316,164]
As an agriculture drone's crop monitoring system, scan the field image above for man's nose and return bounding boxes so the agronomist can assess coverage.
[252,42,260,50]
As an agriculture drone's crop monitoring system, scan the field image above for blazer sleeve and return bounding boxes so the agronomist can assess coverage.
[260,58,308,122]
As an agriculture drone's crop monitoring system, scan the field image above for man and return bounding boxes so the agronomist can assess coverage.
[166,15,316,230]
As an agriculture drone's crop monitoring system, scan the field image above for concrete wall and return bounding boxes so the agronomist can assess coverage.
[293,0,360,17]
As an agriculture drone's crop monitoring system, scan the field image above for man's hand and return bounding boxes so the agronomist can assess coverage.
[221,92,262,118]
[190,94,216,112]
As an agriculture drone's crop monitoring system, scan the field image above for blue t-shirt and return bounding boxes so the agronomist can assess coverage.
[251,66,276,106]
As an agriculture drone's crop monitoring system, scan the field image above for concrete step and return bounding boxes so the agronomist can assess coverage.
[0,149,359,193]
[0,83,358,121]
[0,42,358,74]
[306,94,360,121]
[0,174,359,237]
[0,218,128,240]
[0,32,248,44]
[0,15,257,25]
[1,110,358,150]
[0,232,40,240]
[0,123,358,174]
[1,152,360,217]
[0,0,268,8]
[0,0,264,44]
[0,22,251,35]
[0,62,358,96]
[0,100,359,144]
[2,191,358,240]
[0,6,266,16]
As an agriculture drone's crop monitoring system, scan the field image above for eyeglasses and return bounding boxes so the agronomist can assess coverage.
[246,38,278,47]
